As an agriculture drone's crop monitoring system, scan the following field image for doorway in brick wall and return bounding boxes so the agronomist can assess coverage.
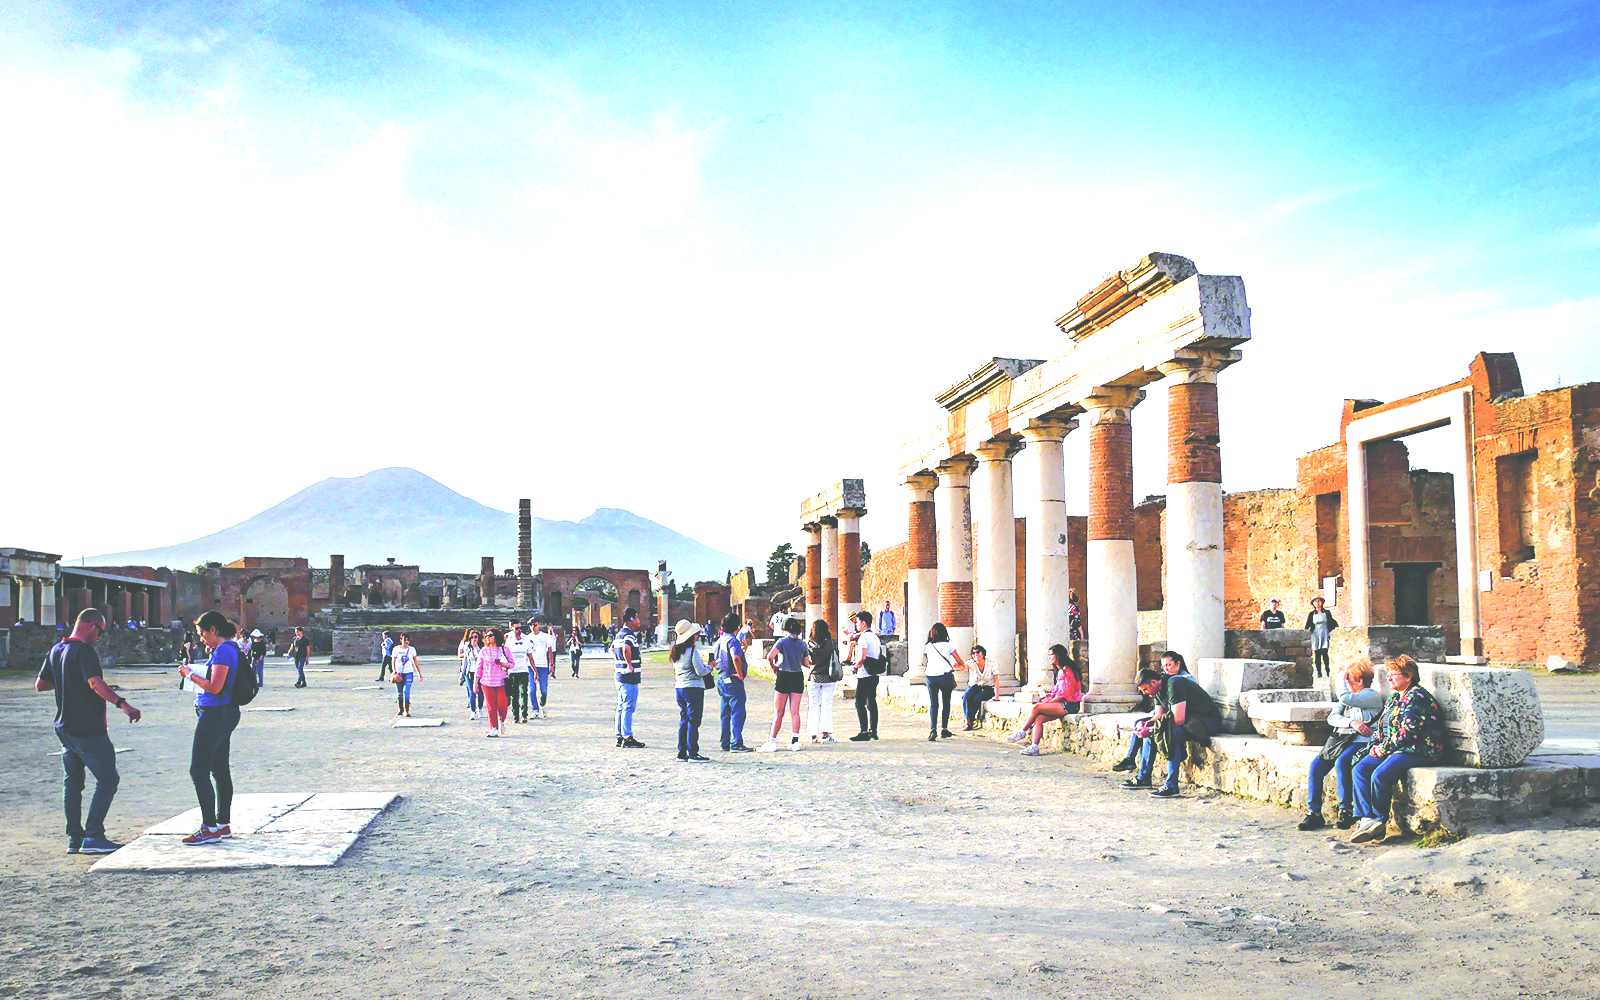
[1387,561,1441,626]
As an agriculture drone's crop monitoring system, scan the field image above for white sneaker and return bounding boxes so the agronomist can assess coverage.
[756,739,779,753]
[486,729,499,738]
[820,735,838,744]
[1020,744,1041,756]
[788,739,802,752]
[1006,729,1028,744]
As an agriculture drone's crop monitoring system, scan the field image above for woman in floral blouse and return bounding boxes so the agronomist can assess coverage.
[1349,655,1445,844]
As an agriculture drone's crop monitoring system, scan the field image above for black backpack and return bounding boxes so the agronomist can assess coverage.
[230,649,259,706]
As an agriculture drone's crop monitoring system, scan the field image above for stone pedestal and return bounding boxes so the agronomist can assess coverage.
[1195,657,1306,733]
[1419,664,1544,767]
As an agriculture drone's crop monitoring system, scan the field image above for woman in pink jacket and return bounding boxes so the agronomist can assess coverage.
[1007,644,1083,757]
[475,628,514,738]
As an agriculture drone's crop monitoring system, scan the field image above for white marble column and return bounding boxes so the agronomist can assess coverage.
[974,439,1023,690]
[1082,386,1144,712]
[928,456,977,681]
[803,523,824,635]
[1158,353,1230,664]
[820,516,840,637]
[1345,441,1370,626]
[1451,389,1486,663]
[904,472,939,683]
[1020,416,1078,686]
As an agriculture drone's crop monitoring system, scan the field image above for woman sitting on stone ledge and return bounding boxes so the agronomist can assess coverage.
[1297,658,1384,831]
[1005,645,1082,757]
[1350,655,1446,844]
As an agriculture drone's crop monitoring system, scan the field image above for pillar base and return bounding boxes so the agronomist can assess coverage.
[1445,655,1490,666]
[1081,688,1142,713]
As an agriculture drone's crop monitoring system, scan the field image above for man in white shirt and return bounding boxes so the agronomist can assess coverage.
[504,622,537,724]
[531,623,556,719]
[846,610,882,742]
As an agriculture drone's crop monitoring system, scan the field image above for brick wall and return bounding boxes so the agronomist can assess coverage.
[1133,499,1165,611]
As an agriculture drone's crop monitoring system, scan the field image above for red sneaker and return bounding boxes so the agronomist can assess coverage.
[214,824,233,839]
[181,826,222,846]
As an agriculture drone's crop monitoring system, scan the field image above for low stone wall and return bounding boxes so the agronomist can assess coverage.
[0,623,183,669]
[1330,625,1446,671]
[332,628,476,663]
[1225,629,1313,669]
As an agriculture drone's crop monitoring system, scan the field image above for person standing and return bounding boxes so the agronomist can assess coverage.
[376,630,395,681]
[1305,597,1339,679]
[846,610,882,742]
[670,620,712,761]
[806,619,840,744]
[613,608,646,748]
[504,622,536,724]
[921,622,966,741]
[761,618,809,752]
[1067,590,1084,641]
[289,627,311,688]
[1260,598,1287,629]
[248,629,268,686]
[392,634,422,717]
[475,628,513,737]
[35,609,140,854]
[175,611,244,845]
[961,644,997,731]
[569,627,583,677]
[531,623,555,719]
[875,600,897,637]
[460,630,483,720]
[713,611,752,752]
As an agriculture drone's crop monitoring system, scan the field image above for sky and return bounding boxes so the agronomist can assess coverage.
[4,0,1599,567]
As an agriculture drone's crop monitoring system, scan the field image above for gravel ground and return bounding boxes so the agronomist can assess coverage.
[2,651,1597,999]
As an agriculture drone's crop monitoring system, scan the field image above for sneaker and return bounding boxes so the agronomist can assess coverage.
[940,729,954,739]
[1006,729,1028,744]
[67,837,82,854]
[756,740,779,753]
[676,752,689,761]
[622,737,646,749]
[848,732,872,742]
[1120,778,1153,789]
[180,827,220,847]
[1297,813,1327,831]
[1336,809,1356,831]
[1020,744,1041,756]
[487,729,500,738]
[928,733,938,742]
[1150,785,1181,798]
[1110,758,1137,772]
[788,739,802,752]
[616,736,625,748]
[1350,819,1385,844]
[688,754,711,762]
[214,824,233,839]
[79,834,124,854]
[820,735,838,744]
[729,745,755,753]
[869,732,879,740]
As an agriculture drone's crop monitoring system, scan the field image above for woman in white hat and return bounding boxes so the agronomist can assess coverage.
[670,620,713,761]
[248,629,268,687]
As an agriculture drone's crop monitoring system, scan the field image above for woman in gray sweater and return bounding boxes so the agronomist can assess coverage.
[1298,658,1385,830]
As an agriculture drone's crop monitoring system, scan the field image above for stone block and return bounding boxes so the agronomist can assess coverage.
[1241,695,1336,745]
[1329,625,1445,672]
[1194,658,1303,733]
[1418,664,1544,767]
[1546,655,1579,673]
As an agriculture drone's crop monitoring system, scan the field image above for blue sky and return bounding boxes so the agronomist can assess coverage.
[4,0,1598,563]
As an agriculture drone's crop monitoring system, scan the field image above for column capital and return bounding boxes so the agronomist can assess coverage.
[801,521,823,537]
[1157,347,1241,384]
[818,515,838,529]
[837,506,867,521]
[1019,414,1081,444]
[1082,385,1146,425]
[903,470,939,496]
[974,438,1025,463]
[936,455,978,482]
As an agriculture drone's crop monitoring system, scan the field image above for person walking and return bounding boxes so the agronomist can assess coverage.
[248,629,268,687]
[922,622,966,741]
[35,609,140,854]
[392,634,422,717]
[288,627,311,688]
[961,644,997,731]
[532,623,555,719]
[475,628,513,737]
[569,627,583,677]
[376,630,395,681]
[761,618,809,752]
[459,630,483,720]
[845,610,882,742]
[713,611,752,752]
[670,620,713,761]
[613,608,646,748]
[1305,597,1339,680]
[504,622,536,724]
[175,611,244,846]
[806,619,840,744]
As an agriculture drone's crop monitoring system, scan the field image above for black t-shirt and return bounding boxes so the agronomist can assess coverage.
[290,636,311,658]
[1159,674,1222,722]
[1260,609,1286,628]
[38,640,107,738]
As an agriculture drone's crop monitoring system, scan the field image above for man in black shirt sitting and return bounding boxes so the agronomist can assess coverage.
[1135,666,1224,798]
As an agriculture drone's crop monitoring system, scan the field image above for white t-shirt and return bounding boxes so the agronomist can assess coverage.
[505,636,535,674]
[852,629,881,679]
[923,640,957,677]
[395,646,419,675]
[532,632,556,667]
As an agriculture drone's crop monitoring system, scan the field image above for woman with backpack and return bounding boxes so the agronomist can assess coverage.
[922,622,967,741]
[174,611,244,846]
[806,619,840,744]
[392,634,422,717]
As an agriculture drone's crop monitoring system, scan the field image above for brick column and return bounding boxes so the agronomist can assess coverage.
[932,456,978,677]
[803,524,823,634]
[974,439,1024,691]
[1159,353,1229,663]
[155,588,171,625]
[479,556,496,608]
[837,509,865,626]
[131,590,149,624]
[1082,386,1144,712]
[329,554,346,606]
[904,472,939,683]
[517,499,535,609]
[1020,416,1079,687]
[820,516,840,636]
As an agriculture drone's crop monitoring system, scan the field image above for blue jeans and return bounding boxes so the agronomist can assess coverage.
[1352,751,1431,822]
[464,672,480,710]
[717,676,747,749]
[293,655,307,685]
[676,686,705,756]
[253,655,265,686]
[396,674,414,708]
[615,680,639,737]
[1131,728,1156,781]
[1159,717,1223,789]
[56,728,119,840]
[535,667,550,708]
[1308,740,1366,813]
[963,684,994,726]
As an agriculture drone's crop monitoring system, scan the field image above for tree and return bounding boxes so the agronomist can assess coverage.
[766,542,795,585]
[860,541,872,568]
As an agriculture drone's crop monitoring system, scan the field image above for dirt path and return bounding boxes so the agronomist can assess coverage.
[1,653,1595,999]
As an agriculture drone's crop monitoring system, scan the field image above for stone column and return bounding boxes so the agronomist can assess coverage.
[1158,353,1230,664]
[1346,440,1370,625]
[803,524,823,634]
[904,472,939,683]
[131,590,149,624]
[1451,391,1486,662]
[1020,416,1079,686]
[517,499,535,609]
[974,439,1023,689]
[155,588,171,625]
[1082,386,1144,712]
[329,554,346,606]
[820,516,840,636]
[929,456,978,680]
[480,556,496,608]
[837,510,864,627]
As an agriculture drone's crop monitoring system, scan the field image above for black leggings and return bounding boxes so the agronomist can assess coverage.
[1314,647,1331,676]
[926,674,955,733]
[854,675,879,734]
[191,704,240,829]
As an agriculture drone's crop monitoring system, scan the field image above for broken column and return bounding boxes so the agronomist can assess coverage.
[480,556,496,608]
[330,554,346,606]
[820,516,840,636]
[838,507,865,627]
[517,499,534,609]
[803,524,823,634]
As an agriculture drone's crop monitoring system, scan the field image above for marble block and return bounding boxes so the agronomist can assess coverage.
[299,791,401,811]
[393,718,445,728]
[1418,664,1545,767]
[145,793,312,836]
[1194,658,1303,734]
[246,706,295,712]
[1242,696,1336,745]
[91,832,360,872]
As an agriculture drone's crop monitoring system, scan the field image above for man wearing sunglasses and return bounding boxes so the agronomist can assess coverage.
[35,609,142,855]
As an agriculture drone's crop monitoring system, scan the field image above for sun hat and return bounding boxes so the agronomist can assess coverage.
[673,619,702,643]
[250,629,264,637]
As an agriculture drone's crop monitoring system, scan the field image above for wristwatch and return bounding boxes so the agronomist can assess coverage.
[114,696,126,709]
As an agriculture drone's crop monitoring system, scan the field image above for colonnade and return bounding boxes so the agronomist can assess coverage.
[801,482,867,640]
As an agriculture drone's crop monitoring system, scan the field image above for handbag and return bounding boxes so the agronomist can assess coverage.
[827,645,844,683]
[1318,730,1360,762]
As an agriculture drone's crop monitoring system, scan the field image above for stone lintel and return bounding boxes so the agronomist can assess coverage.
[934,357,1047,411]
[799,479,866,525]
[1055,252,1198,341]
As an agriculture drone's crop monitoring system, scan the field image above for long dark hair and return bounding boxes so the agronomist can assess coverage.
[671,632,696,663]
[1049,643,1083,687]
[928,621,949,644]
[809,619,833,646]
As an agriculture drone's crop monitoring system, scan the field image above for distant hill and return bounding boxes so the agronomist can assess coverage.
[86,467,752,582]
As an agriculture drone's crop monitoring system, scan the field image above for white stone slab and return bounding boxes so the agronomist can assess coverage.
[307,668,335,673]
[299,791,400,811]
[51,747,133,756]
[351,685,387,690]
[392,718,445,728]
[245,706,295,712]
[91,831,360,872]
[258,809,382,835]
[144,793,311,836]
